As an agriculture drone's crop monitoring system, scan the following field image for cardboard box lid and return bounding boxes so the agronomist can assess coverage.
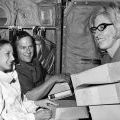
[71,62,120,89]
[49,82,71,95]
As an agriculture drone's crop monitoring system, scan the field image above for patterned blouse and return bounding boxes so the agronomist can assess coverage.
[0,70,38,120]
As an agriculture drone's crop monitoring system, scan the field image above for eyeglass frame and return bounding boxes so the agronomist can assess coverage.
[90,23,113,33]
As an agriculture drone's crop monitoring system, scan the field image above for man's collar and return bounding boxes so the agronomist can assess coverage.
[17,60,36,71]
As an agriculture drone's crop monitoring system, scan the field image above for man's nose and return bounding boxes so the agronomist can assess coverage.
[26,47,31,53]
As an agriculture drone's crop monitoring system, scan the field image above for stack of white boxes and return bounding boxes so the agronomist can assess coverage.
[71,61,120,120]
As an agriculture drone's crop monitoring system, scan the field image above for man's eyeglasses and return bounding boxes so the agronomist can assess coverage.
[90,23,113,33]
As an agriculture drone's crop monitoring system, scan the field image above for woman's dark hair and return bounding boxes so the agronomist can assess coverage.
[0,39,11,47]
[11,30,36,63]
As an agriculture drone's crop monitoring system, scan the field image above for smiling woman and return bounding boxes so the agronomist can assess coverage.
[0,40,14,72]
[89,2,120,64]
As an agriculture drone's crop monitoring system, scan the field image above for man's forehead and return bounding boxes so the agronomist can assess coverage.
[17,40,33,47]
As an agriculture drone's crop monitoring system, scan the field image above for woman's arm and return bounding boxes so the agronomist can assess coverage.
[0,116,3,120]
[0,86,4,118]
[34,98,58,109]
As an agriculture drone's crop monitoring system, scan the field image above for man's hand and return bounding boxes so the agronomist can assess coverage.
[49,73,71,83]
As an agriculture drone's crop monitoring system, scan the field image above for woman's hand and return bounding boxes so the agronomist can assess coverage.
[35,99,59,109]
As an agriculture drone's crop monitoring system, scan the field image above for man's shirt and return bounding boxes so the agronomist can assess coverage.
[15,59,46,94]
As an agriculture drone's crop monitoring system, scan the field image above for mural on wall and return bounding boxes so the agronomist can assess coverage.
[0,0,56,41]
[0,0,14,39]
[15,0,40,26]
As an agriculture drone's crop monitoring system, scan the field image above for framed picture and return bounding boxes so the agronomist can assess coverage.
[38,4,56,26]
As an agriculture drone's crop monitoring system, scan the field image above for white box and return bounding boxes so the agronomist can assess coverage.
[49,82,71,95]
[48,82,72,100]
[90,105,120,120]
[52,100,89,120]
[71,62,120,89]
[75,83,120,106]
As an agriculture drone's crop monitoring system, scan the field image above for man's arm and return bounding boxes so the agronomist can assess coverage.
[26,76,55,100]
[26,74,69,100]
